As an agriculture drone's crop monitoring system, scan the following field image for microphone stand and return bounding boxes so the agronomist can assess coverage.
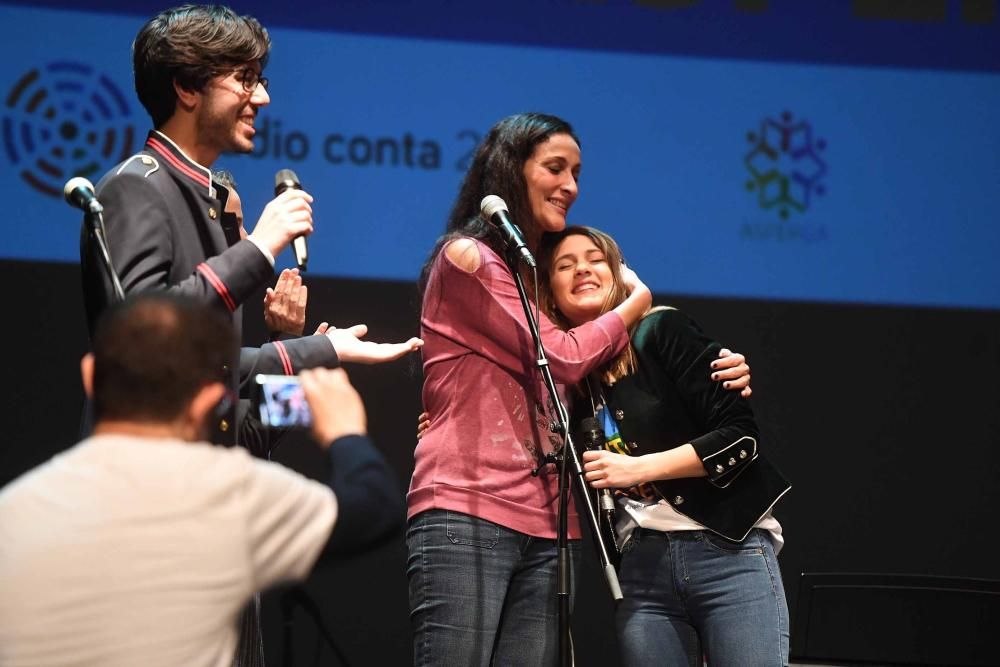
[83,203,125,303]
[504,248,623,667]
[280,586,352,667]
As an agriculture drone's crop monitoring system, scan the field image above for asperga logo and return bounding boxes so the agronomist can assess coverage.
[744,110,827,219]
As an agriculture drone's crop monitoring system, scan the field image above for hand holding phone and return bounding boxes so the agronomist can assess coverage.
[299,368,367,446]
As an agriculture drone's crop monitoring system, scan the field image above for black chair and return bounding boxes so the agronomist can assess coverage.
[791,572,1000,666]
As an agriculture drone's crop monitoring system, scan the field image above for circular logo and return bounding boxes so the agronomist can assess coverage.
[3,61,136,198]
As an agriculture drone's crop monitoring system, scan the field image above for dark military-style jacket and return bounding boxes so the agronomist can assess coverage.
[596,308,790,542]
[81,130,338,450]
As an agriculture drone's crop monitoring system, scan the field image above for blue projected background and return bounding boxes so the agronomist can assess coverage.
[1,1,998,309]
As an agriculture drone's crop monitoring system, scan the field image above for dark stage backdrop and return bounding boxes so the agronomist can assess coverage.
[3,259,997,665]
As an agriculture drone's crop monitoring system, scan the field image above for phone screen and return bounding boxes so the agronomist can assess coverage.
[256,374,311,428]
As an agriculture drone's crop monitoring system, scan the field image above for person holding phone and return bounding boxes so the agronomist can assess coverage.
[78,8,421,664]
[0,293,403,667]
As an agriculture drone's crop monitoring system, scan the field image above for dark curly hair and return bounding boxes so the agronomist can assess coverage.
[133,4,271,127]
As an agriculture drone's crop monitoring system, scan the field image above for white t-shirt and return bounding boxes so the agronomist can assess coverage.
[616,497,784,553]
[0,434,337,667]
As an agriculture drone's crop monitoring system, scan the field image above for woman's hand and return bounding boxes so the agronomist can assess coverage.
[620,263,647,297]
[612,264,652,327]
[711,348,752,398]
[584,445,706,486]
[583,449,648,489]
[417,411,431,439]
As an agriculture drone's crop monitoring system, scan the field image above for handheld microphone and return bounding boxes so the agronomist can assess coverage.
[480,195,536,268]
[63,177,103,214]
[579,416,617,514]
[274,169,308,270]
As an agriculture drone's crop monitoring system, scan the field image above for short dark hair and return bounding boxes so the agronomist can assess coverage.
[133,4,271,127]
[91,293,236,423]
[419,112,579,293]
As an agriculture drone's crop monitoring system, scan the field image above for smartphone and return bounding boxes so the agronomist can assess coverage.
[255,374,311,428]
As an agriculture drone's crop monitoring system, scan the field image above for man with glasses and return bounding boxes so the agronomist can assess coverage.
[80,6,420,664]
[82,4,421,448]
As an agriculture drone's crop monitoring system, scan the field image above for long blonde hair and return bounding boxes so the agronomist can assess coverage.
[538,226,661,384]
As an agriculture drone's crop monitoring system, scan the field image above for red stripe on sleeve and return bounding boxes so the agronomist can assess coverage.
[196,263,237,313]
[273,341,294,375]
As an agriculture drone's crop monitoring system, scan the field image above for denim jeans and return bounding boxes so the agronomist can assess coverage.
[406,509,579,666]
[616,528,789,667]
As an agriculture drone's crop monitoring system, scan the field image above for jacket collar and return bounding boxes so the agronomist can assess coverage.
[144,130,214,196]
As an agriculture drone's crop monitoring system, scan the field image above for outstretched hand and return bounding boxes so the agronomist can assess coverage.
[325,324,423,364]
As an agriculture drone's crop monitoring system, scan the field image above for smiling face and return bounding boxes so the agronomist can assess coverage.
[548,232,618,326]
[522,132,581,238]
[197,65,270,158]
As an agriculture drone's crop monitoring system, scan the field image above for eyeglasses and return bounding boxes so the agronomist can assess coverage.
[233,66,269,93]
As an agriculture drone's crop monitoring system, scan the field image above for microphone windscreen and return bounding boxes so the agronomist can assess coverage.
[274,169,301,196]
[579,416,604,449]
[480,194,508,219]
[63,176,95,205]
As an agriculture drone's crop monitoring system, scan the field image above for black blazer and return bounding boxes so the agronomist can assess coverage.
[595,308,790,542]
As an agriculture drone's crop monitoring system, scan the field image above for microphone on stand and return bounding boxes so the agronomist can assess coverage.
[480,195,536,268]
[274,169,309,270]
[64,177,103,214]
[67,177,125,302]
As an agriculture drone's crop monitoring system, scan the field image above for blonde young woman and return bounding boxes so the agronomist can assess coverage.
[538,226,791,667]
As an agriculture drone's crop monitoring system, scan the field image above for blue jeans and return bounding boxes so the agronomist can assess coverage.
[406,509,579,666]
[616,528,789,667]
